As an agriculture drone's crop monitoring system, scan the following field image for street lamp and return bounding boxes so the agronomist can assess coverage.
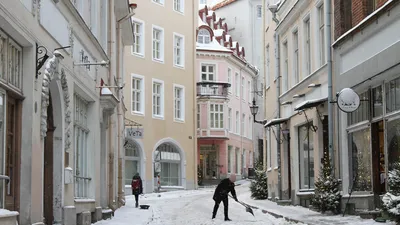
[250,98,266,125]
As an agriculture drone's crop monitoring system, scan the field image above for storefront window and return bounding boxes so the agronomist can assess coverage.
[348,91,370,125]
[125,141,140,185]
[0,93,4,208]
[385,77,400,113]
[155,143,181,186]
[299,123,314,189]
[372,85,383,117]
[387,118,400,171]
[348,128,372,191]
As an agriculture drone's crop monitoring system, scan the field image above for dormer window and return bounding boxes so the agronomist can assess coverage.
[198,29,211,44]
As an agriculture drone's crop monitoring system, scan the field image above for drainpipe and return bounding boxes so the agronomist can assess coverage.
[193,2,198,189]
[274,31,282,200]
[326,0,334,173]
[107,0,113,209]
[239,66,244,179]
[116,4,136,207]
[262,0,267,171]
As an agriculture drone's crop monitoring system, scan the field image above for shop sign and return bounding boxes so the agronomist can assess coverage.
[126,127,144,139]
[337,88,360,113]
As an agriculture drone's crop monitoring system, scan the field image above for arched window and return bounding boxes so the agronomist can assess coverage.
[154,143,181,186]
[125,141,141,185]
[198,29,211,44]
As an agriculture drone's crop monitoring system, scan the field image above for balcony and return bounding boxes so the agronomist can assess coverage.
[197,82,230,99]
[197,128,229,139]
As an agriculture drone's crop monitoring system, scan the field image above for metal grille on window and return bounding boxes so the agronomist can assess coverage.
[74,93,90,198]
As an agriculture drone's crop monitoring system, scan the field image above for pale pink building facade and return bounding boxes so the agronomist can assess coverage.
[196,5,258,181]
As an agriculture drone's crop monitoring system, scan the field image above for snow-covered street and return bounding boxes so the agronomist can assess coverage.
[93,183,300,225]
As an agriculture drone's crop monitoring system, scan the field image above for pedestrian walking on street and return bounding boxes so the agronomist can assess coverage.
[212,174,238,221]
[131,173,143,208]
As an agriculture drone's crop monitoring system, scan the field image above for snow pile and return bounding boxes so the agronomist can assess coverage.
[382,162,400,222]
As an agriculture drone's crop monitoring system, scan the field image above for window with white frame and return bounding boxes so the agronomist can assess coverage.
[174,85,184,121]
[201,64,215,81]
[318,4,326,66]
[228,146,233,173]
[152,26,164,61]
[282,41,289,92]
[132,19,144,56]
[174,0,184,13]
[242,113,245,136]
[153,0,164,5]
[152,80,164,118]
[248,80,251,102]
[268,129,272,168]
[256,5,262,18]
[304,17,311,76]
[228,108,232,131]
[131,74,144,114]
[235,111,239,134]
[197,104,200,128]
[235,73,239,97]
[228,68,232,93]
[74,93,91,198]
[0,31,22,90]
[0,92,4,208]
[210,103,223,128]
[248,116,252,138]
[100,0,108,50]
[173,34,184,67]
[125,141,140,185]
[293,30,299,84]
[200,0,206,4]
[236,148,240,174]
[197,29,211,44]
[266,45,270,85]
[241,77,245,100]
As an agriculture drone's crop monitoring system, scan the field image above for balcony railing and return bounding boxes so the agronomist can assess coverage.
[197,82,231,98]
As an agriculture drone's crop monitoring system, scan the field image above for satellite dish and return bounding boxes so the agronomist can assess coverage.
[337,88,360,113]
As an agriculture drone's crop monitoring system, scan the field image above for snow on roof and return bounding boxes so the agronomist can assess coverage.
[225,35,231,40]
[197,38,232,52]
[214,29,225,37]
[198,16,208,27]
[199,3,207,9]
[231,41,237,47]
[212,0,238,10]
[208,10,215,15]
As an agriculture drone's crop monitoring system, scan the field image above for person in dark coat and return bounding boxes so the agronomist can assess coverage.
[212,174,238,221]
[131,173,143,208]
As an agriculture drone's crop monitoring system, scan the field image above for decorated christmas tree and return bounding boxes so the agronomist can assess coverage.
[312,151,341,214]
[382,162,400,222]
[250,160,268,200]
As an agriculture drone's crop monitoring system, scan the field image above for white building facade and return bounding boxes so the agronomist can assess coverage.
[0,0,134,224]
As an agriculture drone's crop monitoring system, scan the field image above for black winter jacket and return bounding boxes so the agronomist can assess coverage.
[212,178,237,201]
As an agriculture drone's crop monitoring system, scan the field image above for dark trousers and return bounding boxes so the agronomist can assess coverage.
[212,197,229,219]
[132,189,139,206]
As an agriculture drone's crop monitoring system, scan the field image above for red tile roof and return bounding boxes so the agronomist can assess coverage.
[212,0,238,10]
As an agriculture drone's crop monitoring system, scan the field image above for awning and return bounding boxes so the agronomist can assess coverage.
[264,117,289,127]
[294,97,327,111]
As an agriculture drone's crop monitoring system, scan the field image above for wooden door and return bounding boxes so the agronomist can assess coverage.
[44,94,55,225]
[5,96,19,211]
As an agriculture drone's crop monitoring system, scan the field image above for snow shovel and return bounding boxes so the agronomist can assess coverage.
[228,194,255,217]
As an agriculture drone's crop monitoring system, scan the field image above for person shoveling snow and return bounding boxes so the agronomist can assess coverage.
[212,174,239,221]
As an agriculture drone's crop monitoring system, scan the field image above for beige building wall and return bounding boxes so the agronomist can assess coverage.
[123,0,198,193]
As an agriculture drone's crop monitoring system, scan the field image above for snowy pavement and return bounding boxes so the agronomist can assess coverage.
[93,181,396,225]
[93,184,300,225]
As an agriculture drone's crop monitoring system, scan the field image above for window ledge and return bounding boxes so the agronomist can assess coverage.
[173,64,185,70]
[267,168,272,172]
[132,52,145,58]
[132,111,144,117]
[152,58,165,64]
[274,166,279,170]
[74,198,96,203]
[174,118,185,123]
[152,115,165,120]
[152,1,165,7]
[173,10,184,15]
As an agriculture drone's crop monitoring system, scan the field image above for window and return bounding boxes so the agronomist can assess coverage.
[228,108,232,131]
[74,93,91,198]
[299,123,314,189]
[0,92,4,208]
[304,18,311,76]
[228,146,233,173]
[0,32,22,89]
[153,0,164,5]
[173,33,185,67]
[236,148,240,174]
[100,0,108,50]
[385,77,400,113]
[174,0,184,13]
[266,46,270,86]
[242,113,245,136]
[200,0,206,4]
[248,80,251,102]
[248,116,252,138]
[318,4,326,66]
[197,29,211,44]
[256,5,262,18]
[174,85,185,121]
[235,111,239,134]
[152,26,164,62]
[228,68,232,93]
[125,141,141,185]
[131,74,145,114]
[241,77,245,100]
[152,80,164,118]
[348,90,370,125]
[201,64,215,81]
[154,143,181,186]
[210,103,224,128]
[197,104,200,129]
[348,128,372,191]
[235,73,239,97]
[293,31,299,83]
[132,19,144,56]
[282,41,289,92]
[267,130,271,168]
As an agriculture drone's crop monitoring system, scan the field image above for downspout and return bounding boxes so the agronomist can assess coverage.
[239,66,244,178]
[107,0,114,209]
[262,0,267,171]
[193,1,198,189]
[275,31,282,200]
[326,0,334,172]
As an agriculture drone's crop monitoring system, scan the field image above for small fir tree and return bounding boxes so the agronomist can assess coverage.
[250,160,268,200]
[382,162,400,222]
[312,151,341,214]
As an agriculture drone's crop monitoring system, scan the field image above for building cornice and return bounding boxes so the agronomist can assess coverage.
[275,0,310,34]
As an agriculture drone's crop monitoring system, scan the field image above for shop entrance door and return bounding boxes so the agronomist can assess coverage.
[200,151,218,179]
[371,121,385,206]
